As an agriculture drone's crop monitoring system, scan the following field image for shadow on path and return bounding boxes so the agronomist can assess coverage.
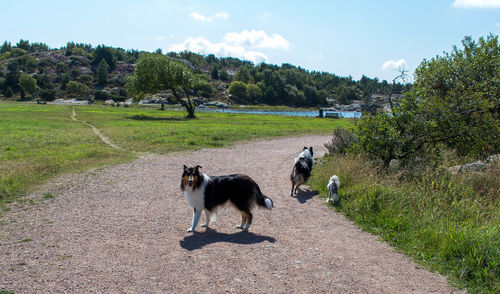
[180,229,276,251]
[295,190,317,203]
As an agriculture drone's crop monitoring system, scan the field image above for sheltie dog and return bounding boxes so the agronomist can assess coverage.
[327,175,340,204]
[181,165,273,232]
[290,146,314,196]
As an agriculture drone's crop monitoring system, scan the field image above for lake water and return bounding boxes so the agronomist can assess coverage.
[197,108,362,118]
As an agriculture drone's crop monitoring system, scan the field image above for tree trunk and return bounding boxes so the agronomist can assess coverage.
[172,88,196,119]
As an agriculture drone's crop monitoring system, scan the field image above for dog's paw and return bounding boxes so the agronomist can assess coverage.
[326,199,331,203]
[235,225,243,229]
[201,223,208,228]
[187,227,194,232]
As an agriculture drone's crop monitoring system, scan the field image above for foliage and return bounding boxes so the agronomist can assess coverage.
[96,59,109,85]
[325,127,357,155]
[412,34,499,157]
[126,53,203,118]
[354,35,499,167]
[228,81,248,103]
[92,45,117,71]
[66,81,89,98]
[0,38,408,106]
[310,155,499,293]
[18,73,38,99]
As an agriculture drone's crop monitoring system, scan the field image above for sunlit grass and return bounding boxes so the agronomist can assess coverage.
[310,154,499,293]
[0,101,347,205]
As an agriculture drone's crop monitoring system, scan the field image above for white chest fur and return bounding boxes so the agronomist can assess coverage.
[183,174,210,210]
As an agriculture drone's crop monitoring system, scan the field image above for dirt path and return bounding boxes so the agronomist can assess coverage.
[0,135,463,293]
[71,108,122,150]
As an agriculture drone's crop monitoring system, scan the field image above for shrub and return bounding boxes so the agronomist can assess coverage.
[94,90,110,100]
[325,127,357,155]
[39,88,56,101]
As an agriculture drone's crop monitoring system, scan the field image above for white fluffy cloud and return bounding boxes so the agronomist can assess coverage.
[382,59,408,71]
[452,0,500,8]
[223,30,290,50]
[169,37,268,64]
[189,11,228,22]
[169,30,290,64]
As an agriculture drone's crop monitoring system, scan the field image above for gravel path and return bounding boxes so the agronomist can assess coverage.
[0,135,464,293]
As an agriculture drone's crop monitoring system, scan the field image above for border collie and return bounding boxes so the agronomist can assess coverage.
[290,146,314,196]
[181,165,273,232]
[327,175,340,204]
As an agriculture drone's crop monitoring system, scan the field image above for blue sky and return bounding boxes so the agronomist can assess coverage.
[1,0,499,81]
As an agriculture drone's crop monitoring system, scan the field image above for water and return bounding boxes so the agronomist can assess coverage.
[196,108,362,118]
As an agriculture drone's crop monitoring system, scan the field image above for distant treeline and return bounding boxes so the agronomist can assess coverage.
[0,39,411,106]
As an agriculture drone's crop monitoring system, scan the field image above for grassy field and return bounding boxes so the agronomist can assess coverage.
[310,154,499,293]
[0,101,347,205]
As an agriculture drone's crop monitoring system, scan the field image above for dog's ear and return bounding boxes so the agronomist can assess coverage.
[309,146,313,152]
[195,165,202,171]
[183,164,187,171]
[303,146,308,150]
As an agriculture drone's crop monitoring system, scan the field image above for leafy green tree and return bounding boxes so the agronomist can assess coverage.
[219,69,230,81]
[355,34,499,167]
[66,81,89,98]
[16,39,30,51]
[246,83,263,104]
[413,34,499,156]
[92,45,117,71]
[0,41,11,53]
[126,53,203,118]
[228,81,248,103]
[96,59,109,85]
[234,66,251,83]
[211,65,219,79]
[18,73,38,100]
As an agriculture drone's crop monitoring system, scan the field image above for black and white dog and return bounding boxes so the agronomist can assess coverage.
[181,165,273,232]
[327,175,340,204]
[290,146,314,196]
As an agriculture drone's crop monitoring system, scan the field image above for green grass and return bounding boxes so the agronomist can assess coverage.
[310,155,500,293]
[0,101,347,206]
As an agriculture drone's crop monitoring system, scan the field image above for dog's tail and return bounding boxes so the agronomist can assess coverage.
[255,188,273,210]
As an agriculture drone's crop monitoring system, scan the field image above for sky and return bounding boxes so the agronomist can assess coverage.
[1,0,499,82]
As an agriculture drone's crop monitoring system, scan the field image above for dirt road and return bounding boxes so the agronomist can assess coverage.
[0,135,463,293]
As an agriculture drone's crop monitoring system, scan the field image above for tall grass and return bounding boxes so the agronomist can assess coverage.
[310,155,499,293]
[0,102,347,205]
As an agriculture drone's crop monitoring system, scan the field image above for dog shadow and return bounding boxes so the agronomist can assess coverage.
[295,190,317,203]
[179,228,276,251]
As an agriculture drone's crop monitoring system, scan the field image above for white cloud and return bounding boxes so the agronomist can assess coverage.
[223,30,290,50]
[382,59,408,71]
[169,29,290,64]
[189,11,228,22]
[169,37,268,64]
[153,36,165,41]
[452,0,500,8]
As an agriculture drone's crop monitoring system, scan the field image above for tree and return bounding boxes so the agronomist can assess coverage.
[92,45,117,71]
[228,81,248,104]
[126,53,202,118]
[96,59,109,85]
[412,34,499,156]
[354,34,500,167]
[66,81,89,98]
[18,73,38,100]
[246,83,263,104]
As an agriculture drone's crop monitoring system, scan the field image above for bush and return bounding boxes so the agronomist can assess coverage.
[94,90,110,100]
[325,127,357,155]
[39,88,56,101]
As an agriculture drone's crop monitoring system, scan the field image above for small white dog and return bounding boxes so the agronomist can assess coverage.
[327,175,340,204]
